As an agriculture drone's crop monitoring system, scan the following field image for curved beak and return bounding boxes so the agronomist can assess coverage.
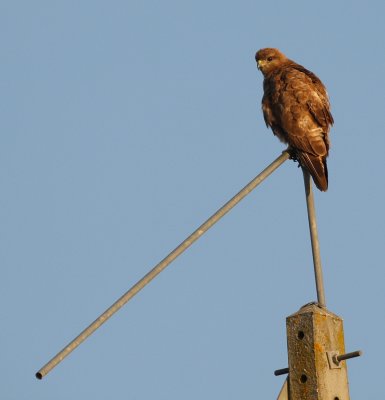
[256,59,265,70]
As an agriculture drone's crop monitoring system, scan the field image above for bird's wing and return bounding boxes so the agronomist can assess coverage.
[277,65,332,157]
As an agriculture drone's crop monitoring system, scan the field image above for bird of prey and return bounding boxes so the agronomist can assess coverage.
[255,48,334,191]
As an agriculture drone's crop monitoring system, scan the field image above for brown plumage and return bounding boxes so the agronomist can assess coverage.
[255,48,334,191]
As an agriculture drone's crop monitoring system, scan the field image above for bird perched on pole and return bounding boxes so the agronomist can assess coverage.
[255,48,333,191]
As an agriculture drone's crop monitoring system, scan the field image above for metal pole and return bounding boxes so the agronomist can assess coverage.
[302,168,326,308]
[36,151,290,379]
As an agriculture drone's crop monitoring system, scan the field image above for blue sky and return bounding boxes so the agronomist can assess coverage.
[2,1,384,398]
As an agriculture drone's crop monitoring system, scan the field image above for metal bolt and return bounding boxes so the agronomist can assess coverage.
[333,350,362,365]
[274,367,289,376]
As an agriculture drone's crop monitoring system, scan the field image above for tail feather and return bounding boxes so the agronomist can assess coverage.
[297,152,328,191]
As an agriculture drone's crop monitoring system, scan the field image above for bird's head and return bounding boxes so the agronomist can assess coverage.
[255,48,288,76]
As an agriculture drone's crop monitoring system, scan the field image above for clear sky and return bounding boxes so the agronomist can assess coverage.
[2,1,384,398]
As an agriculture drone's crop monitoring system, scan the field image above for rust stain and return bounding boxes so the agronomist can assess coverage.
[337,325,346,353]
[314,342,324,353]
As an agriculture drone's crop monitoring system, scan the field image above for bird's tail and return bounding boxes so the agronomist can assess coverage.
[297,152,328,191]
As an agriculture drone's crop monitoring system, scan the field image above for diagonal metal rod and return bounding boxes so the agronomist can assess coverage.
[36,151,290,380]
[302,168,326,308]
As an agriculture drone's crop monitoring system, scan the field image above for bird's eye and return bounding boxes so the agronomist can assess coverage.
[267,56,273,62]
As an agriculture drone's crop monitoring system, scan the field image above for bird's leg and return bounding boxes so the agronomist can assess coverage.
[286,146,301,168]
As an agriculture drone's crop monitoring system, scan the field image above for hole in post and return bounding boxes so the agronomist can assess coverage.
[35,372,43,380]
[298,330,305,340]
[334,397,340,400]
[300,374,307,383]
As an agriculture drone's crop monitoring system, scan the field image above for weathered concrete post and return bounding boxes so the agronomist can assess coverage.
[286,303,350,400]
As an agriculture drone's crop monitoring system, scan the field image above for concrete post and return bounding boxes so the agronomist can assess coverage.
[286,303,350,400]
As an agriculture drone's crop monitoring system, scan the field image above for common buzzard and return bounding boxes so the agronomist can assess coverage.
[255,48,333,191]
